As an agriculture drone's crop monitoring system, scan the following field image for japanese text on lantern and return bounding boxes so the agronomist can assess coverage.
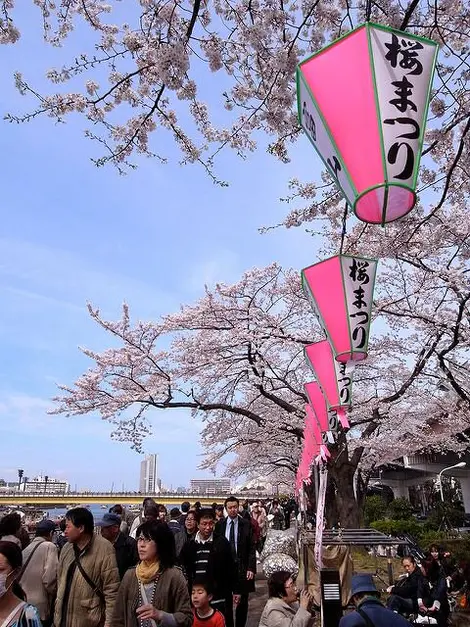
[341,257,377,353]
[384,33,423,181]
[334,360,352,405]
[371,27,437,186]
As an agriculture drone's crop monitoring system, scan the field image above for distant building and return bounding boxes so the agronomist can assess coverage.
[139,454,159,494]
[20,476,69,494]
[190,478,231,495]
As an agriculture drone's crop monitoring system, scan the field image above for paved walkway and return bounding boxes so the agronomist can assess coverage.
[246,576,268,627]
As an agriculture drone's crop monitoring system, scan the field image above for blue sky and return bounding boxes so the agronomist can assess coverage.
[0,4,323,491]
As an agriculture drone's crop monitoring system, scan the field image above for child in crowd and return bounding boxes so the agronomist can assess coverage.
[192,579,226,627]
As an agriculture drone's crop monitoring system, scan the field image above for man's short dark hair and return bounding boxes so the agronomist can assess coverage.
[268,571,292,598]
[224,495,239,507]
[215,505,224,513]
[65,507,94,535]
[0,513,21,536]
[197,508,215,523]
[181,501,191,513]
[170,508,181,519]
[143,497,156,507]
[192,576,213,596]
[110,505,124,515]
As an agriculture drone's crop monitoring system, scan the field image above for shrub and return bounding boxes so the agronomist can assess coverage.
[388,498,415,521]
[370,518,422,537]
[364,495,388,526]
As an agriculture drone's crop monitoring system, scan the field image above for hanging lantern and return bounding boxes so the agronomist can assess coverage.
[302,254,378,363]
[305,381,339,442]
[297,22,438,225]
[298,417,320,482]
[305,402,330,462]
[305,340,352,429]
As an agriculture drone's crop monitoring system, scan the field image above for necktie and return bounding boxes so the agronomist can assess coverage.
[229,519,236,556]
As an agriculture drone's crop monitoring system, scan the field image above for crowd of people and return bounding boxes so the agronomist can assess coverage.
[0,500,466,627]
[0,497,291,627]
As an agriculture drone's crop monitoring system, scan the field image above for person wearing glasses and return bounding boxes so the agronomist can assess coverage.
[259,571,314,627]
[112,521,192,627]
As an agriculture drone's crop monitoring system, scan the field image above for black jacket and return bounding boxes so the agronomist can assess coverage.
[180,535,238,600]
[391,568,423,600]
[214,516,256,594]
[114,532,139,579]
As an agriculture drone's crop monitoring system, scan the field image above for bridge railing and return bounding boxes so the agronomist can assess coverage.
[0,491,269,499]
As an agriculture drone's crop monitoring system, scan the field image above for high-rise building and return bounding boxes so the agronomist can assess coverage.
[139,454,159,494]
[190,478,231,495]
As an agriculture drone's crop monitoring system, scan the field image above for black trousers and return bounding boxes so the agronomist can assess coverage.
[225,594,249,627]
[386,595,414,615]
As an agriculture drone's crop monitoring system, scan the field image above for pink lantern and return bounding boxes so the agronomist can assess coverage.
[299,418,320,481]
[302,254,378,363]
[305,382,339,442]
[305,340,351,429]
[305,402,330,462]
[297,23,438,225]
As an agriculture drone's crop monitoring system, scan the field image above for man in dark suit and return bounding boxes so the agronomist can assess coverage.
[214,496,256,627]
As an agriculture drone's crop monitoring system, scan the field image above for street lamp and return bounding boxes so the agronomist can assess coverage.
[438,462,467,502]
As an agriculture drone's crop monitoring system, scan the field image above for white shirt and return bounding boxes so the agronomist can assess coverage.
[225,516,239,553]
[195,531,214,544]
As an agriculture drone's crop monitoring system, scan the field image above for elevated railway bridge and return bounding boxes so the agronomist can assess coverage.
[0,492,266,508]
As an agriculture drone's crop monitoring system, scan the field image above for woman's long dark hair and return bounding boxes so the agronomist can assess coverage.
[136,521,176,569]
[0,541,26,600]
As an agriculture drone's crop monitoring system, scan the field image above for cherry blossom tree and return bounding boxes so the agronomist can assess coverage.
[52,258,470,525]
[2,0,468,181]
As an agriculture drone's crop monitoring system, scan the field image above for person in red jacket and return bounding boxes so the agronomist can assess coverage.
[192,579,226,627]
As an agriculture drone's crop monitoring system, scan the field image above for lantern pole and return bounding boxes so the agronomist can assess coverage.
[313,464,319,509]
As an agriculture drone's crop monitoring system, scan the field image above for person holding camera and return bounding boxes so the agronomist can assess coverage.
[259,571,314,627]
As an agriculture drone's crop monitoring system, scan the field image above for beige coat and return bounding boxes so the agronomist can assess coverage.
[54,534,120,627]
[21,537,58,620]
[259,598,314,627]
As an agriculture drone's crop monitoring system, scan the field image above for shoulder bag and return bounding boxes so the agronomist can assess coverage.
[18,541,43,582]
[357,608,377,627]
[74,556,105,604]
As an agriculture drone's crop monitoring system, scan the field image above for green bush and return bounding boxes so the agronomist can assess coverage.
[388,497,415,520]
[426,502,466,529]
[370,518,422,537]
[364,495,388,526]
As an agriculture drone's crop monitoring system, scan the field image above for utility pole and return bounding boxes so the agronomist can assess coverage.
[17,469,23,491]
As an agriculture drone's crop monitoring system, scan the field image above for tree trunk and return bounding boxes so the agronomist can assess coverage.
[329,461,362,528]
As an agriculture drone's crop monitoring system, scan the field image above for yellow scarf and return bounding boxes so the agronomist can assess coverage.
[136,559,160,584]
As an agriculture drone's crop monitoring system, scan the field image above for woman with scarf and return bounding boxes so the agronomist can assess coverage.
[112,521,192,627]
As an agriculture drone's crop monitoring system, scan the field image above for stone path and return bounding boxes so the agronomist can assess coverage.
[246,576,268,627]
